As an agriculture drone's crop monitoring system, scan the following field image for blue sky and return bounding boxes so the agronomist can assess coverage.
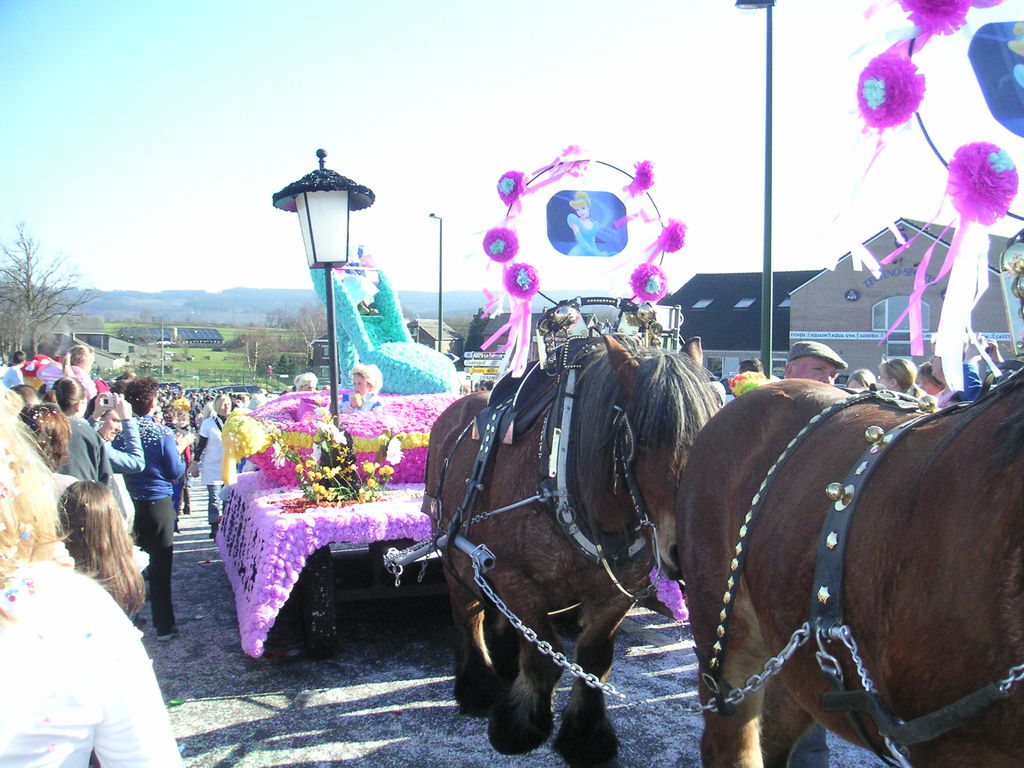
[1,0,1021,297]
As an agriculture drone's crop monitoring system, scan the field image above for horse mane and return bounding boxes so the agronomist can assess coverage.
[984,368,1024,470]
[572,337,719,482]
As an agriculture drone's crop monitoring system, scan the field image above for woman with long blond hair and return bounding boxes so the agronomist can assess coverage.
[59,480,146,616]
[0,388,182,765]
[878,358,924,399]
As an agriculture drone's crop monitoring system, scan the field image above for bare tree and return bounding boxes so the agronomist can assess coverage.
[292,302,326,349]
[0,222,94,353]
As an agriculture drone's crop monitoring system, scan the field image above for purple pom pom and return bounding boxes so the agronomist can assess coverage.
[970,0,1003,6]
[482,227,518,263]
[857,53,925,130]
[503,262,540,300]
[631,263,668,302]
[898,0,971,36]
[947,142,1018,226]
[624,160,655,197]
[497,171,525,207]
[661,219,687,253]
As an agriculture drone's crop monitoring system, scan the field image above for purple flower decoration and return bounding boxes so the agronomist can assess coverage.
[631,263,668,302]
[898,0,971,36]
[482,227,518,263]
[503,262,540,300]
[857,53,925,130]
[497,170,525,207]
[660,219,687,253]
[623,160,655,197]
[947,142,1018,226]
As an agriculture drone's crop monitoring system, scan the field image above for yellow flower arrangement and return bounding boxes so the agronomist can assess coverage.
[273,413,399,506]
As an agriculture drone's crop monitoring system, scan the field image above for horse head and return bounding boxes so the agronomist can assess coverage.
[576,335,717,581]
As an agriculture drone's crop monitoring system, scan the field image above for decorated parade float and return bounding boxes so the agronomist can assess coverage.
[216,146,694,659]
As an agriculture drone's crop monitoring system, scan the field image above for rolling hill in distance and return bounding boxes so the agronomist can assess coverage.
[77,287,609,326]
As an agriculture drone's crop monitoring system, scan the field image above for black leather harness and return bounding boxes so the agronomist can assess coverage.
[810,402,1010,760]
[441,336,657,600]
[702,387,1017,764]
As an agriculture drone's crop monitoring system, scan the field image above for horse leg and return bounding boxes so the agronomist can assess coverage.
[484,606,520,681]
[449,584,505,716]
[760,680,822,768]
[552,606,626,767]
[487,609,562,755]
[698,593,772,768]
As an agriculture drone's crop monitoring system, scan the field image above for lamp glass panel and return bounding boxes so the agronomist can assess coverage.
[295,190,349,267]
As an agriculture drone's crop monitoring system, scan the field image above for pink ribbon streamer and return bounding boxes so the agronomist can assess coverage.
[480,296,532,377]
[880,222,954,355]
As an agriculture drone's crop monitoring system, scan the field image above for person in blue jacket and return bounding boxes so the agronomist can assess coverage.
[113,377,190,641]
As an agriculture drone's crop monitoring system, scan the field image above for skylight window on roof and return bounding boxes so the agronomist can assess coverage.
[692,299,713,309]
[778,298,791,308]
[734,298,756,308]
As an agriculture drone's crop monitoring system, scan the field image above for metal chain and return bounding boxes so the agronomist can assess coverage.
[670,623,813,716]
[999,662,1024,695]
[819,625,913,768]
[471,557,626,699]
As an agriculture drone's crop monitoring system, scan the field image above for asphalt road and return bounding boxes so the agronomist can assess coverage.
[143,494,885,768]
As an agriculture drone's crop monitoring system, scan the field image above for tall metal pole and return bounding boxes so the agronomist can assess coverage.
[430,213,443,353]
[759,5,774,373]
[323,264,339,420]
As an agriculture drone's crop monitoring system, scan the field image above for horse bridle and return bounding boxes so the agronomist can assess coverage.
[428,337,663,605]
[540,356,661,601]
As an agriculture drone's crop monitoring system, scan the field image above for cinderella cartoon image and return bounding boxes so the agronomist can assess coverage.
[566,191,609,256]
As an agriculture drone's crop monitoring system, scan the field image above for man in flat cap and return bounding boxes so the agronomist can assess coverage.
[784,341,847,385]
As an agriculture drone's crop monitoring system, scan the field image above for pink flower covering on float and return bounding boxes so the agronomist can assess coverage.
[218,471,431,657]
[249,391,460,486]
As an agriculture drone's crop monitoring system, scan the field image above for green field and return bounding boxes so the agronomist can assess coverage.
[101,323,307,390]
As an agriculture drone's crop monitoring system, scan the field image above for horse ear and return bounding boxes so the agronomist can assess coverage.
[604,334,639,403]
[683,336,703,367]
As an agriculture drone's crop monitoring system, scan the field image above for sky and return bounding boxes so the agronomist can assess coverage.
[1,0,1023,300]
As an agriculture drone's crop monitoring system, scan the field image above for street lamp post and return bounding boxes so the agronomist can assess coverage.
[737,0,775,372]
[273,149,375,419]
[429,213,443,353]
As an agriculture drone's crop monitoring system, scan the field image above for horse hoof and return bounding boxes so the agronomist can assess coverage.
[457,701,491,718]
[454,674,506,718]
[553,715,618,766]
[487,694,553,755]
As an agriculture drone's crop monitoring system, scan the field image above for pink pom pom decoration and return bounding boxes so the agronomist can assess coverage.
[857,53,926,130]
[946,142,1018,226]
[630,263,668,302]
[661,219,687,253]
[497,171,525,207]
[503,262,540,300]
[623,160,655,197]
[482,227,518,263]
[898,0,971,36]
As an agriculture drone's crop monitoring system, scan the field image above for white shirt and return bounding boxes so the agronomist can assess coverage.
[0,562,182,767]
[198,415,225,484]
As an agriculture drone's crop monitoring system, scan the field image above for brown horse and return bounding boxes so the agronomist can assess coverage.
[423,334,718,767]
[670,378,1024,767]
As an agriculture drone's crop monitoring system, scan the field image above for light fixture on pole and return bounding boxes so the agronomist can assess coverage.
[273,149,375,419]
[429,213,443,353]
[736,0,775,372]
